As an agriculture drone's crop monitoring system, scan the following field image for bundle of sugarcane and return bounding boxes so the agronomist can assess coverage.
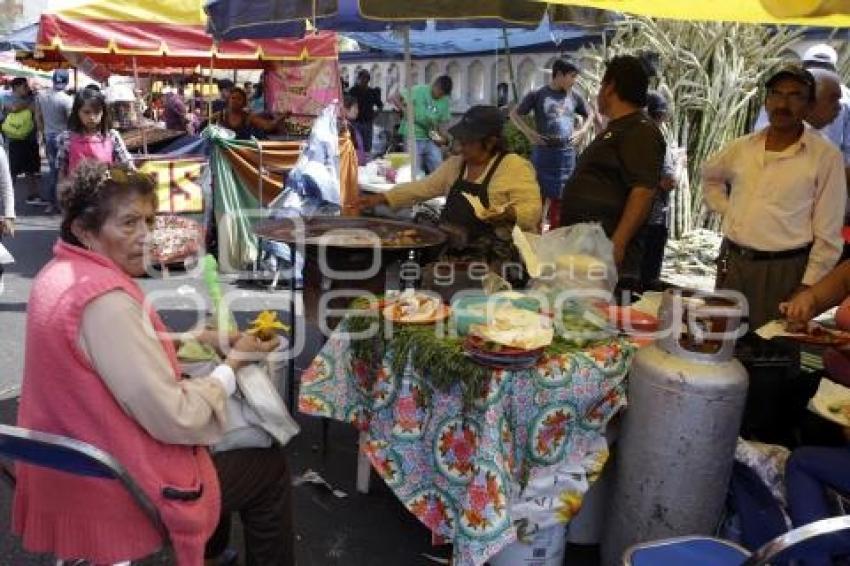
[575,17,801,238]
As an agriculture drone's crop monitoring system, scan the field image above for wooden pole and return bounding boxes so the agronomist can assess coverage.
[502,28,519,105]
[403,26,417,176]
[132,56,148,155]
[208,50,216,121]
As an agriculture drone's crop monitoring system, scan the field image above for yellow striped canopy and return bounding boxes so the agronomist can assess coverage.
[540,0,850,27]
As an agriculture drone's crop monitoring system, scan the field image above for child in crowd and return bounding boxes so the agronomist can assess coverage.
[55,86,134,201]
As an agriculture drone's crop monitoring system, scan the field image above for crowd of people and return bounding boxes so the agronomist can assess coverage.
[353,45,850,329]
[6,40,850,563]
[355,51,850,561]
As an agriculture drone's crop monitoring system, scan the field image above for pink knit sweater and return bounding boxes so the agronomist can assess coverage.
[13,240,220,565]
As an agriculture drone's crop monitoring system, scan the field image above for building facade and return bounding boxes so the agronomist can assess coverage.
[341,51,570,113]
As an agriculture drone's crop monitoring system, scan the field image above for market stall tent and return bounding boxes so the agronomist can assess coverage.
[204,0,605,177]
[538,0,850,27]
[204,0,605,40]
[35,0,337,71]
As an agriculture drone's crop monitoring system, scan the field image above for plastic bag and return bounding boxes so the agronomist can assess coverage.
[280,104,340,206]
[514,223,617,298]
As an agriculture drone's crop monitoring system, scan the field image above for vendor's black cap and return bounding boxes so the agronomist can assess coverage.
[448,105,504,142]
[766,64,816,100]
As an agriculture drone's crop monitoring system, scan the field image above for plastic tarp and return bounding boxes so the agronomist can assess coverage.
[206,126,265,270]
[345,18,596,57]
[541,0,850,27]
[0,63,51,80]
[206,109,357,270]
[0,23,38,52]
[204,0,607,40]
[36,0,338,70]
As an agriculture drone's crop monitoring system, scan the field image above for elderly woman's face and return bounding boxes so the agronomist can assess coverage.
[77,193,156,277]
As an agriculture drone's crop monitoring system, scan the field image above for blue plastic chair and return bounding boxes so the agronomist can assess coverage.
[0,424,171,557]
[623,516,850,565]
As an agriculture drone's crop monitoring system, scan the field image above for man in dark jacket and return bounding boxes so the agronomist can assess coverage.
[347,69,383,154]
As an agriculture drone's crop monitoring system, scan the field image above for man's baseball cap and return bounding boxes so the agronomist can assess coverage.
[803,44,839,67]
[766,64,816,99]
[448,105,504,142]
[52,69,69,89]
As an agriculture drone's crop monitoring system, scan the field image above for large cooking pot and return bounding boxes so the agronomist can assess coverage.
[254,216,448,325]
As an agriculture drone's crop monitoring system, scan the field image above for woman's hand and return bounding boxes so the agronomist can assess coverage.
[1,218,14,237]
[359,193,388,210]
[780,288,818,323]
[191,328,239,356]
[225,333,281,372]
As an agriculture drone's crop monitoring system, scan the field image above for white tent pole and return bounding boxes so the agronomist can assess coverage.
[208,50,215,120]
[403,26,417,177]
[132,56,148,155]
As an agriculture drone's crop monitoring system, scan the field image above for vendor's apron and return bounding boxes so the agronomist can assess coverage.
[68,132,114,175]
[224,111,255,140]
[424,153,524,298]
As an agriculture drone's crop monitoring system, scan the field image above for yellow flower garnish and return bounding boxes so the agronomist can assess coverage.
[248,310,289,340]
[555,490,584,523]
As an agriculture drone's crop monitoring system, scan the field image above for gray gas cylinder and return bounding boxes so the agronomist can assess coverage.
[601,290,749,566]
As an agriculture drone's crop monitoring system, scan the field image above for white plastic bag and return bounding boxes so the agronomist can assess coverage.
[234,364,300,447]
[514,223,617,296]
[280,104,341,206]
[180,359,300,453]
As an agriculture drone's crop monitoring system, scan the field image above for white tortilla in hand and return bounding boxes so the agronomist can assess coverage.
[462,193,514,221]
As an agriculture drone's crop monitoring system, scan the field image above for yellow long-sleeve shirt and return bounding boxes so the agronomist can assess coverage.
[384,153,542,234]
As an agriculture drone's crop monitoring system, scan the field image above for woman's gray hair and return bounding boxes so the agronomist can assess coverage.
[60,161,157,247]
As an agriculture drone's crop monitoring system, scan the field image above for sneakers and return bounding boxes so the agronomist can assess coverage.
[25,195,48,206]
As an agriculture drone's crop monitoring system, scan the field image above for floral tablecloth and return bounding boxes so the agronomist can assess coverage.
[298,320,635,566]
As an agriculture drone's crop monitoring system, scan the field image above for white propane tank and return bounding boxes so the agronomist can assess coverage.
[601,290,749,566]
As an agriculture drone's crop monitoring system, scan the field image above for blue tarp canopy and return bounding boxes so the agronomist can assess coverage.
[0,23,38,52]
[342,19,597,58]
[204,0,606,40]
[205,0,425,39]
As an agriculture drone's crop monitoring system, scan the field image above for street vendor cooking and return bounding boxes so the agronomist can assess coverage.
[359,105,541,265]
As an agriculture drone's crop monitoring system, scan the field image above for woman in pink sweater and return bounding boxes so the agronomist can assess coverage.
[14,162,292,565]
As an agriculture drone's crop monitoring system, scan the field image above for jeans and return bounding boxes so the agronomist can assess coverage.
[531,145,576,200]
[414,139,443,175]
[41,133,59,207]
[785,446,850,565]
[354,120,373,153]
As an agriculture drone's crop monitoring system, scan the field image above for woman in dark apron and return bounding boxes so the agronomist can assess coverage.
[360,105,542,292]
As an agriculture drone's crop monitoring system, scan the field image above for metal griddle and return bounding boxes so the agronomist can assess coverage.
[253,216,447,252]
